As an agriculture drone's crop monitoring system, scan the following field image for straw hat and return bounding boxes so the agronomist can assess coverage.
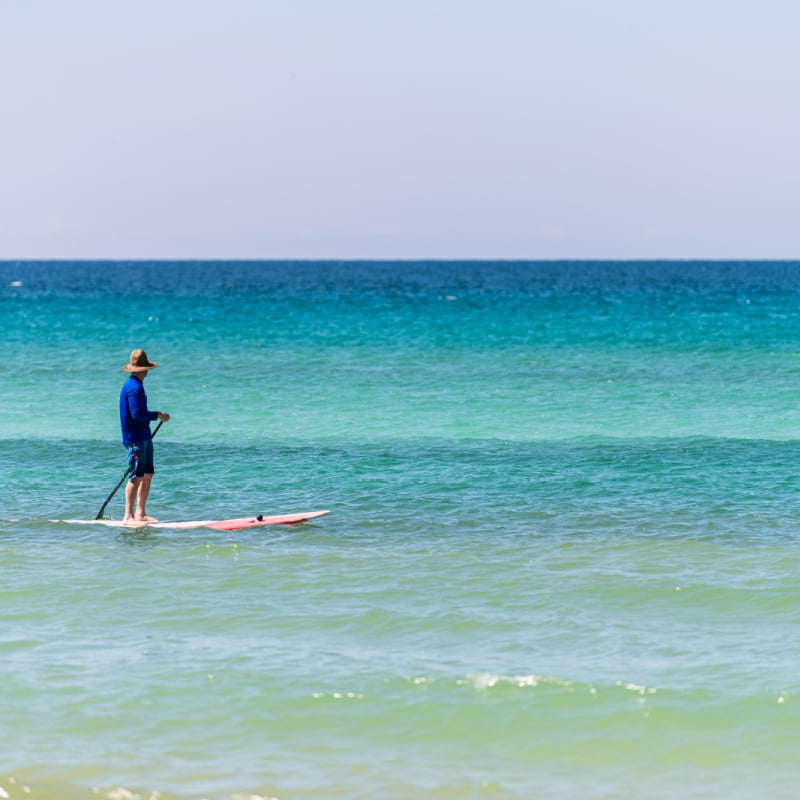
[122,349,158,372]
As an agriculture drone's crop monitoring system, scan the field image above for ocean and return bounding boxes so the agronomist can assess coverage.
[1,260,799,799]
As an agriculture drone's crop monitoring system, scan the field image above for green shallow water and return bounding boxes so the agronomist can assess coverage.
[3,513,800,799]
[2,261,800,799]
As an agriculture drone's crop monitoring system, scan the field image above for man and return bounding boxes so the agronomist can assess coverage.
[119,349,170,524]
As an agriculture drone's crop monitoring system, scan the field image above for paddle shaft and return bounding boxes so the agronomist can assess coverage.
[95,420,164,519]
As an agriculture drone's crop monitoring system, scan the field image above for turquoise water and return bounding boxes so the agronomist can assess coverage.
[2,261,800,799]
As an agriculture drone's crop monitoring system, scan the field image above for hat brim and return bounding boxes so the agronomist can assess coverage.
[123,362,158,371]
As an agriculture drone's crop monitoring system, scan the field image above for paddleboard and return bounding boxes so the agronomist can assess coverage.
[59,510,330,531]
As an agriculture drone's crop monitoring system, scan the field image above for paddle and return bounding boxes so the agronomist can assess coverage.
[95,420,164,519]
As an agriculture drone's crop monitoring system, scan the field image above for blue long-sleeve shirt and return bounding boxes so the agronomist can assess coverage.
[120,375,159,444]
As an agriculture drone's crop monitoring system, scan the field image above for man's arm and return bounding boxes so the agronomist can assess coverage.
[127,385,158,422]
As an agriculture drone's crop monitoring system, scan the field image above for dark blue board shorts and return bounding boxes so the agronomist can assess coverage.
[125,440,155,479]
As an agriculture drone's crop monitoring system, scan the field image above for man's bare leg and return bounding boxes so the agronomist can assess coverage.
[123,477,140,524]
[122,475,157,524]
[135,473,157,522]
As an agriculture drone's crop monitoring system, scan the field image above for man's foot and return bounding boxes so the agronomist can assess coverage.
[122,517,143,527]
[134,515,158,523]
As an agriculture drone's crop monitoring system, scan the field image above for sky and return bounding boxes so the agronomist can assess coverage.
[1,0,799,260]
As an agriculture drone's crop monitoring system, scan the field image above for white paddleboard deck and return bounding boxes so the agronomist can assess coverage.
[59,510,330,531]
